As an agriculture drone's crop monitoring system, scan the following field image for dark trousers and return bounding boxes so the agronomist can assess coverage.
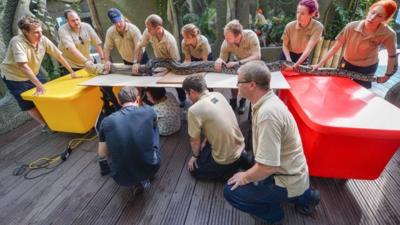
[340,59,378,89]
[224,176,315,224]
[190,143,251,180]
[280,51,308,64]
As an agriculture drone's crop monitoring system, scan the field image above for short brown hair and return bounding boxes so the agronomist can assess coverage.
[237,61,271,90]
[17,16,41,32]
[182,74,207,93]
[224,20,243,36]
[64,9,78,20]
[181,23,200,37]
[145,14,163,28]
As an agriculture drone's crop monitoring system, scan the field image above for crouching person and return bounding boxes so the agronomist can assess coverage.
[97,86,160,195]
[182,75,252,180]
[224,61,320,225]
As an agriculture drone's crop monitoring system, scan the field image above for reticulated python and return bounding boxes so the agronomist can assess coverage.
[85,58,398,82]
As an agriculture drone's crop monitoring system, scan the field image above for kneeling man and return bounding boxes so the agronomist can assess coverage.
[224,61,320,224]
[97,87,160,194]
[182,75,251,180]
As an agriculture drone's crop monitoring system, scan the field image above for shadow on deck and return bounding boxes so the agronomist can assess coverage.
[0,74,399,225]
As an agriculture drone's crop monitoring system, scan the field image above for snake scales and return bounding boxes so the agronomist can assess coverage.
[86,58,398,82]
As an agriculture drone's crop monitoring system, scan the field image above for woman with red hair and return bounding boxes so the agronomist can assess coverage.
[281,0,324,68]
[313,0,398,89]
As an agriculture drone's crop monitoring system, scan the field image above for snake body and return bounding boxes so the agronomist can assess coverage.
[85,58,397,83]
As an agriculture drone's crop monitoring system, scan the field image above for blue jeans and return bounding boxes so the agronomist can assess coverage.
[224,176,314,224]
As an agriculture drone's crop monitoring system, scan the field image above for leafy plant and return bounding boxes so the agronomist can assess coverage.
[183,8,217,43]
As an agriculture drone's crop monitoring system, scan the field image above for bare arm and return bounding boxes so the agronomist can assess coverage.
[95,44,105,62]
[314,41,344,69]
[228,162,279,190]
[56,55,78,78]
[281,44,292,62]
[17,62,45,94]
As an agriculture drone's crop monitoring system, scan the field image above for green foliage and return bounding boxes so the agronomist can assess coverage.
[183,8,217,43]
[257,0,297,45]
[41,55,61,80]
[324,0,376,40]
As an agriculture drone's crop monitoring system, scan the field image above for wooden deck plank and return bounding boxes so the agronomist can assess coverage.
[159,138,194,225]
[29,153,105,225]
[184,181,216,225]
[2,150,94,225]
[208,183,233,225]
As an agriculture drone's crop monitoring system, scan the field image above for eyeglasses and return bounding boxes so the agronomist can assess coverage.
[236,80,251,86]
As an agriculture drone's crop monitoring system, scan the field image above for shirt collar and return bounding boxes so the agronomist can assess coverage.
[354,20,388,38]
[198,90,210,99]
[252,90,274,114]
[295,19,314,30]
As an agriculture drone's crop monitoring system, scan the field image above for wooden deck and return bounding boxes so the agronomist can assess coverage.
[0,74,400,225]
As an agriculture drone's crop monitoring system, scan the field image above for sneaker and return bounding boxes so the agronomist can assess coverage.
[130,183,144,196]
[295,188,320,216]
[98,158,111,176]
[238,98,246,115]
[230,98,237,110]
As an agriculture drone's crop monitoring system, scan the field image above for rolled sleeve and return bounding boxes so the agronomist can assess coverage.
[139,29,151,48]
[188,110,201,139]
[44,37,62,58]
[58,28,76,49]
[88,25,102,46]
[104,29,115,51]
[248,32,261,53]
[383,31,397,56]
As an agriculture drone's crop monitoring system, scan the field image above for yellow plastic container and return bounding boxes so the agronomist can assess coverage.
[21,69,102,133]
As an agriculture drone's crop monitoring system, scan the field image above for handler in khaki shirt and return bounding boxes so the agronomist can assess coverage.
[1,16,76,130]
[215,19,261,115]
[182,75,251,180]
[281,0,323,68]
[58,9,104,71]
[224,61,320,224]
[313,0,398,89]
[103,8,143,73]
[181,23,212,62]
[132,14,185,105]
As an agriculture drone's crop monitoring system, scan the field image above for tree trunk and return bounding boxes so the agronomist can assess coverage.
[237,0,250,29]
[86,0,104,40]
[215,0,227,59]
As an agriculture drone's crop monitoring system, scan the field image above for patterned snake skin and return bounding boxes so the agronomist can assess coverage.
[85,57,398,82]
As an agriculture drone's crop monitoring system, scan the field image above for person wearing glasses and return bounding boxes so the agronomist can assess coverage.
[182,75,252,180]
[1,16,77,132]
[58,9,105,74]
[224,61,320,224]
[214,20,261,115]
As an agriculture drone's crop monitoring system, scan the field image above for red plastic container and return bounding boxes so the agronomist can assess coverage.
[279,71,400,179]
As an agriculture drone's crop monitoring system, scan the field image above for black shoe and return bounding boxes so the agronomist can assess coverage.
[238,98,246,115]
[295,188,320,216]
[98,158,111,176]
[130,183,144,196]
[230,98,237,110]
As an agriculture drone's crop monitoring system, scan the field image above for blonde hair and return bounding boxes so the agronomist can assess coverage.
[145,14,163,28]
[224,20,243,36]
[181,23,200,37]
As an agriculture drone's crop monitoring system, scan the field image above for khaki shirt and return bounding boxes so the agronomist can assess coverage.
[188,91,244,164]
[337,20,397,67]
[219,29,260,61]
[139,28,180,61]
[104,22,142,63]
[282,19,324,54]
[181,35,211,60]
[1,34,62,81]
[58,22,102,68]
[252,90,309,198]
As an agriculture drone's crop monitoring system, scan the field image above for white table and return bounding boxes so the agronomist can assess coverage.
[80,71,290,89]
